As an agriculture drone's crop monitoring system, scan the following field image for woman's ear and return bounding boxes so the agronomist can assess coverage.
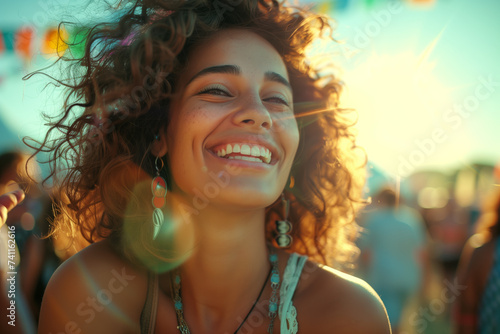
[151,133,168,157]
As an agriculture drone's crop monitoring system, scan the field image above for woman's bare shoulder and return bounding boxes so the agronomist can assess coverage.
[39,240,148,333]
[295,260,391,334]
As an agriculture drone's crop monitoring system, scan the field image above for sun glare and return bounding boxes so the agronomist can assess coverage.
[340,51,451,175]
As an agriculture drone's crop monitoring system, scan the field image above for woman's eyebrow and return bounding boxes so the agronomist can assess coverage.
[186,65,241,86]
[185,64,291,90]
[264,71,291,90]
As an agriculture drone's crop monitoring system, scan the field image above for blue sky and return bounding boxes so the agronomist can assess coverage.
[1,0,499,177]
[328,0,500,177]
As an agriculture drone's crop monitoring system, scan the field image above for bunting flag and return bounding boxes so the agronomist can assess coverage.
[314,0,350,13]
[318,1,332,13]
[66,28,89,59]
[0,31,5,54]
[407,0,436,5]
[0,26,89,60]
[0,0,435,65]
[14,26,35,60]
[41,27,69,57]
[2,30,15,53]
[334,0,350,11]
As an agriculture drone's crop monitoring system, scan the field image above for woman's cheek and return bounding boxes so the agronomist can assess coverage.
[274,114,299,139]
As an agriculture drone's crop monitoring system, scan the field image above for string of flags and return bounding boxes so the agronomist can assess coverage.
[0,25,88,62]
[0,0,435,63]
[303,0,435,12]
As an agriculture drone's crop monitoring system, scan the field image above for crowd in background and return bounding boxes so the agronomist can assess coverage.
[1,149,499,333]
[356,162,500,333]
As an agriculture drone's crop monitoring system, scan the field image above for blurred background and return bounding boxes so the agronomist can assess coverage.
[1,0,499,333]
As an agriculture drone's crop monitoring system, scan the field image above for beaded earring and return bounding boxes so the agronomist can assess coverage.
[275,193,293,248]
[151,156,167,240]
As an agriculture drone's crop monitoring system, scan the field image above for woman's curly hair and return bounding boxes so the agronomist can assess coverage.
[26,0,366,269]
[475,187,500,240]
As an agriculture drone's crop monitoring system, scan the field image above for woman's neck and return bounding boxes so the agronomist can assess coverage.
[165,196,272,331]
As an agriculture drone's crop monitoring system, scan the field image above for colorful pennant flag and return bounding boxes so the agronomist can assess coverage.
[314,0,351,14]
[0,30,5,54]
[41,27,69,57]
[0,31,5,55]
[317,1,332,13]
[2,30,15,52]
[364,0,377,8]
[14,26,35,60]
[66,28,89,59]
[334,0,350,11]
[406,0,435,6]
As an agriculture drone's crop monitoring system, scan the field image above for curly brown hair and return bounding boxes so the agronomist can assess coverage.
[475,187,500,240]
[26,0,366,269]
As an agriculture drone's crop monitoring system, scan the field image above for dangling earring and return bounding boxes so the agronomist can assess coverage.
[275,193,293,248]
[151,156,167,240]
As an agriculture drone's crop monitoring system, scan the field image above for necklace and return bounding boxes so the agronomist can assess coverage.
[172,252,280,334]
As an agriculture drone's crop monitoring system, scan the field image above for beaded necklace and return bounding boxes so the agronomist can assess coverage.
[171,252,280,334]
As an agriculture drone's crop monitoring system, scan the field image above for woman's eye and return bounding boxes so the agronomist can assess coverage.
[265,96,289,106]
[197,85,231,97]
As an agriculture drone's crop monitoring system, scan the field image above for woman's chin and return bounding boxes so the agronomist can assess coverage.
[183,188,278,213]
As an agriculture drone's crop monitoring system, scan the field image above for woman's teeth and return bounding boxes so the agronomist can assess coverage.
[227,156,264,162]
[215,143,272,164]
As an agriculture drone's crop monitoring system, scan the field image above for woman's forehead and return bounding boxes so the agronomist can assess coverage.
[181,29,289,81]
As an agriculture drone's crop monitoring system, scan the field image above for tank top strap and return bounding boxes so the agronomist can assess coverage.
[140,272,159,334]
[279,253,308,334]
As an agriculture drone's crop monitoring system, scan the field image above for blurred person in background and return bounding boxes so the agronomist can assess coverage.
[454,186,500,334]
[0,189,25,334]
[0,151,37,333]
[358,187,428,333]
[0,151,83,333]
[0,190,24,227]
[0,151,67,332]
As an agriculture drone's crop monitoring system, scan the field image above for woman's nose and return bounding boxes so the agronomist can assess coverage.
[232,96,272,130]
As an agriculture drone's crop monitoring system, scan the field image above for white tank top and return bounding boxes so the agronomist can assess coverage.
[279,253,308,333]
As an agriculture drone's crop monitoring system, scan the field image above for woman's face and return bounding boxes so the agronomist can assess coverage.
[165,29,299,211]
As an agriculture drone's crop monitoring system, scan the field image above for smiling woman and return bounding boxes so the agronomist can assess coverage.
[161,29,299,213]
[27,0,390,333]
